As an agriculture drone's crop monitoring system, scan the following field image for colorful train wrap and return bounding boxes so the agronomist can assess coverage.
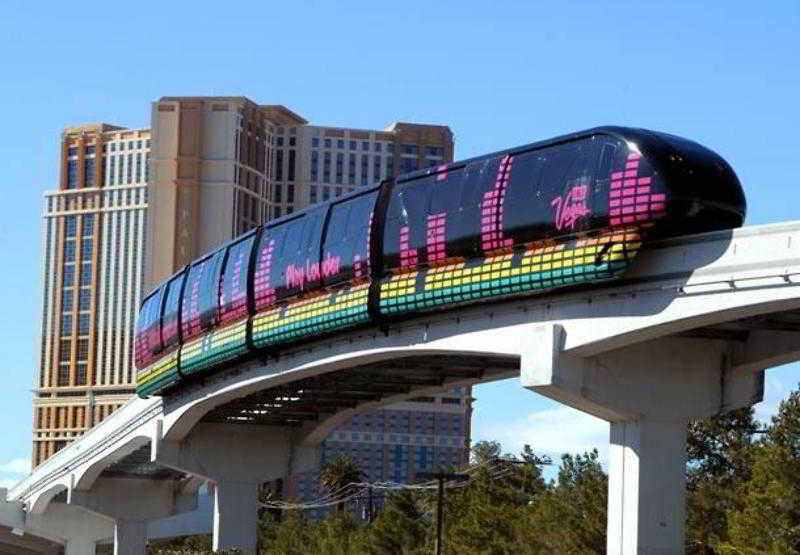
[135,127,746,397]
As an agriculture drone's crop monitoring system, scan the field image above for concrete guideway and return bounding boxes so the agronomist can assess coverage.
[4,220,800,553]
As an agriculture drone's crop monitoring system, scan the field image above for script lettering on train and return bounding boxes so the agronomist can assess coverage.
[286,253,341,289]
[551,184,590,231]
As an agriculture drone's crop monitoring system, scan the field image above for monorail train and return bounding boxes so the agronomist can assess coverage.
[135,126,746,397]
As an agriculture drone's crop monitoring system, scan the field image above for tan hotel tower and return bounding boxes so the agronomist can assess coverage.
[34,96,459,467]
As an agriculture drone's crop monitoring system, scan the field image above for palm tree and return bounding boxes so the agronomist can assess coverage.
[319,454,365,513]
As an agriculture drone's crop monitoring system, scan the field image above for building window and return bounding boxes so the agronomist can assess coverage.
[61,314,72,334]
[81,263,92,285]
[109,157,115,185]
[287,184,295,203]
[288,150,295,182]
[337,139,344,149]
[310,151,318,182]
[375,143,382,152]
[323,187,330,201]
[373,155,381,181]
[126,154,132,184]
[362,141,369,151]
[289,137,296,147]
[82,238,92,261]
[65,215,77,237]
[349,140,357,150]
[425,146,443,157]
[63,265,75,287]
[361,154,369,185]
[348,154,356,185]
[274,184,282,203]
[387,143,395,153]
[79,288,91,311]
[323,152,331,183]
[83,215,93,236]
[335,153,343,184]
[274,206,282,218]
[402,158,418,173]
[402,144,418,155]
[137,140,142,149]
[110,143,116,152]
[57,367,69,387]
[276,136,284,147]
[67,147,77,157]
[62,292,73,313]
[275,150,283,181]
[75,363,87,386]
[312,137,319,148]
[78,313,90,335]
[324,138,331,148]
[85,145,95,155]
[66,160,77,189]
[135,153,142,182]
[387,156,394,177]
[63,240,76,263]
[310,186,318,204]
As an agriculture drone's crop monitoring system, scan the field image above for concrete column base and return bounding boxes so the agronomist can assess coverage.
[213,480,259,555]
[114,518,147,555]
[65,537,97,555]
[607,419,687,554]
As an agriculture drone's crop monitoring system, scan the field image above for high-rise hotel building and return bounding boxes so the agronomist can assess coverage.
[34,124,150,466]
[34,97,470,484]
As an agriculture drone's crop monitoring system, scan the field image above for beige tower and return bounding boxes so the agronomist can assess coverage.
[146,97,307,290]
[34,124,150,466]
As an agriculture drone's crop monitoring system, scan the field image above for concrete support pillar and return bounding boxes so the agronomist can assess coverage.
[114,518,147,555]
[65,537,97,555]
[607,419,687,555]
[153,422,320,555]
[522,325,764,555]
[213,481,259,555]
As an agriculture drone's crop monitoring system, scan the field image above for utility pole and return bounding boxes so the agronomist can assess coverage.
[367,486,374,523]
[417,471,469,555]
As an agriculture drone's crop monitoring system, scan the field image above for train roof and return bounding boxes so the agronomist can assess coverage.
[396,125,720,183]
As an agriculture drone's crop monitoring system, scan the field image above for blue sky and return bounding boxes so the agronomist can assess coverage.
[1,1,799,486]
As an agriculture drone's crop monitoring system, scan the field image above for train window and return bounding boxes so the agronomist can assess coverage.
[135,288,163,367]
[459,157,504,254]
[504,150,551,243]
[181,249,225,342]
[161,269,186,349]
[383,178,430,270]
[219,232,256,325]
[322,192,378,285]
[271,210,325,300]
[252,227,277,312]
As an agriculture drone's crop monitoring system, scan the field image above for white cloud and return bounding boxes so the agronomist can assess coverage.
[478,405,610,464]
[0,457,30,475]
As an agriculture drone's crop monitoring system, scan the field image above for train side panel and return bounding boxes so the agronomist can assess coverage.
[378,135,653,317]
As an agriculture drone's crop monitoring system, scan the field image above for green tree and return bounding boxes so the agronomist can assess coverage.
[525,449,607,553]
[355,489,429,554]
[685,407,759,553]
[722,388,800,553]
[319,454,366,514]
